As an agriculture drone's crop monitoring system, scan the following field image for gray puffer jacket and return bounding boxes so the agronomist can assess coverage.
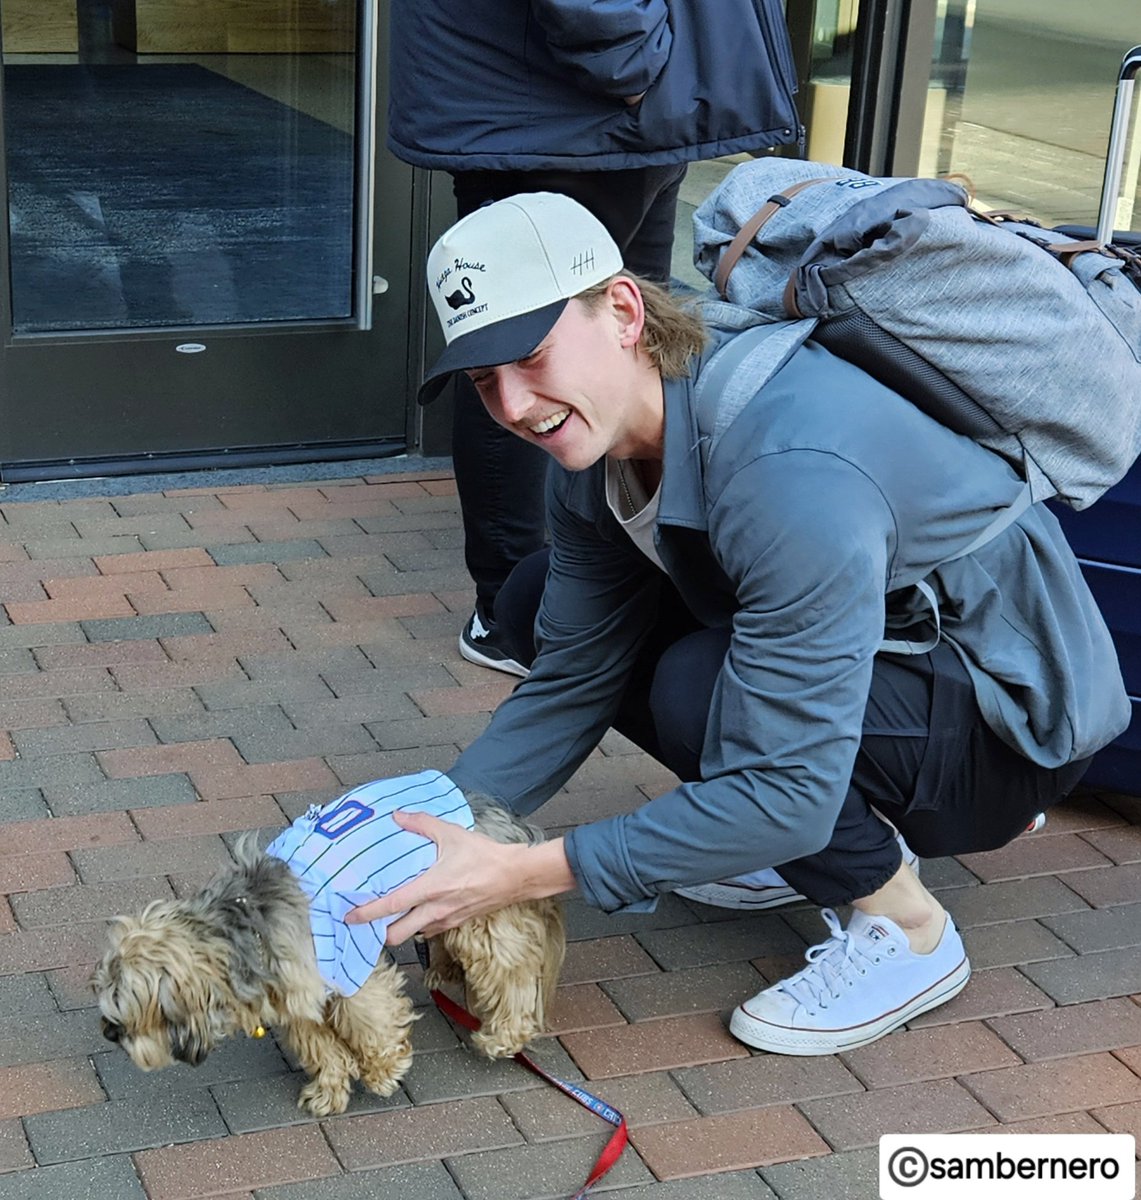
[387,0,801,171]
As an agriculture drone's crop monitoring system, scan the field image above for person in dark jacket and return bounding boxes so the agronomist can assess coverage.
[346,193,1128,1056]
[389,0,801,676]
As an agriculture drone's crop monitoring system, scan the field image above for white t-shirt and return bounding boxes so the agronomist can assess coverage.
[266,770,473,995]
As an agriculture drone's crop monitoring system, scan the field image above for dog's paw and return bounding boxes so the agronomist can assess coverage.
[298,1076,351,1116]
[471,1025,536,1060]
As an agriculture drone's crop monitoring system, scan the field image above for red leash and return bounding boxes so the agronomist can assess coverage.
[427,984,629,1198]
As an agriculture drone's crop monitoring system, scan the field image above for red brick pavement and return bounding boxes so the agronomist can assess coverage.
[0,466,1137,1199]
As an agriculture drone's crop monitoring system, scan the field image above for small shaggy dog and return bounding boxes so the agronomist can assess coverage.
[91,779,565,1116]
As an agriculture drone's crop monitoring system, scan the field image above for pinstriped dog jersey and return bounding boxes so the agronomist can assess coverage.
[265,771,473,995]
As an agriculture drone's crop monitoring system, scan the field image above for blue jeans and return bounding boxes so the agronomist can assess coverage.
[495,549,1092,906]
[449,164,688,618]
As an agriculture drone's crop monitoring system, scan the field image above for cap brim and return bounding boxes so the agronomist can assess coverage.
[417,298,568,405]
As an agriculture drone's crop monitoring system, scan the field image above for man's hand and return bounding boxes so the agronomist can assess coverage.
[345,809,575,945]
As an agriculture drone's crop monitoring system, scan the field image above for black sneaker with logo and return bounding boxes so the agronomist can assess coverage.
[458,608,529,678]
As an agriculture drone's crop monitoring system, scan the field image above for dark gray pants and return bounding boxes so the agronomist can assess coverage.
[497,550,1091,905]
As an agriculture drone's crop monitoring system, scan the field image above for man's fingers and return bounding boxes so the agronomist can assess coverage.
[390,808,446,840]
[345,875,424,926]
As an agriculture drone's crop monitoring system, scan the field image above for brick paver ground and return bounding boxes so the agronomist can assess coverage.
[0,464,1137,1199]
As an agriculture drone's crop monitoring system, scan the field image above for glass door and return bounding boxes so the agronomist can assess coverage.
[0,0,415,479]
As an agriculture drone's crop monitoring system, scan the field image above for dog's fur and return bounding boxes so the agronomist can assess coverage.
[91,797,565,1116]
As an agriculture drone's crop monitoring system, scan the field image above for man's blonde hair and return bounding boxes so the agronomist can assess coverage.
[576,274,708,379]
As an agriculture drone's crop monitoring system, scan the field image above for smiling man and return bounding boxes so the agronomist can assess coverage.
[348,193,1128,1055]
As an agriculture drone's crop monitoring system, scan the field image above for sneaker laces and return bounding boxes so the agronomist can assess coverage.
[776,908,895,1015]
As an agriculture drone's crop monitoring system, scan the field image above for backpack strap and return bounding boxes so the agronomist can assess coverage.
[695,322,1038,658]
[694,320,817,451]
[713,177,836,298]
[878,482,1034,656]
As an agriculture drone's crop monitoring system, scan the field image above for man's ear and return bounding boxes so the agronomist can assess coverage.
[606,276,645,349]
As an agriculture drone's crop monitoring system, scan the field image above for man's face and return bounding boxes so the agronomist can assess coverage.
[466,293,661,471]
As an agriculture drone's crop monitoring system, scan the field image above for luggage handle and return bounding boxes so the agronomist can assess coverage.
[1097,45,1141,246]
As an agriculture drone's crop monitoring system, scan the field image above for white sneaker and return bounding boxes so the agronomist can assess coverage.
[728,907,970,1055]
[674,833,919,911]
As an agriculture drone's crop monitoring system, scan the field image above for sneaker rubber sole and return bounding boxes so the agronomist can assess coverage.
[457,631,529,678]
[728,952,971,1055]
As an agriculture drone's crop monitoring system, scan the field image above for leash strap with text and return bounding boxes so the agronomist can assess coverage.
[419,956,628,1198]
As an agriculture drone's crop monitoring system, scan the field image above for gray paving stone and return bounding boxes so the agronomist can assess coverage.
[212,1070,410,1132]
[237,722,381,763]
[45,967,101,1012]
[1041,902,1141,952]
[0,1121,31,1174]
[612,1173,778,1199]
[0,647,37,673]
[80,612,213,642]
[255,1161,463,1200]
[11,720,158,757]
[635,914,807,971]
[401,1039,582,1106]
[71,513,195,539]
[62,689,206,724]
[94,1034,288,1099]
[0,624,85,650]
[149,704,293,746]
[240,646,374,682]
[10,877,175,929]
[923,856,987,890]
[112,493,224,516]
[761,1148,879,1200]
[282,692,423,728]
[0,972,57,1015]
[71,836,234,884]
[357,566,472,597]
[409,1003,464,1052]
[960,919,1076,969]
[23,1091,227,1164]
[365,713,490,751]
[382,545,467,573]
[673,1054,864,1116]
[24,535,143,559]
[42,774,199,816]
[139,526,255,551]
[210,540,328,565]
[1020,946,1141,1004]
[444,1135,655,1200]
[0,753,104,792]
[938,875,1092,927]
[563,894,702,941]
[4,788,50,820]
[196,676,335,711]
[603,962,766,1022]
[0,1010,110,1067]
[354,510,460,535]
[420,525,465,550]
[0,1154,147,1199]
[328,748,459,787]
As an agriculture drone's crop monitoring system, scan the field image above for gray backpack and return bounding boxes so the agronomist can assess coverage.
[692,158,1141,511]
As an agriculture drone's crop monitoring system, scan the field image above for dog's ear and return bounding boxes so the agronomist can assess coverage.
[158,973,210,1066]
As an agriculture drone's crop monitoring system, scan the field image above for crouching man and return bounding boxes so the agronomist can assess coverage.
[349,194,1128,1054]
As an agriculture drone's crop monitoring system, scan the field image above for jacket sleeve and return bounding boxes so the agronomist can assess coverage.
[531,0,673,98]
[449,470,661,814]
[565,450,898,912]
